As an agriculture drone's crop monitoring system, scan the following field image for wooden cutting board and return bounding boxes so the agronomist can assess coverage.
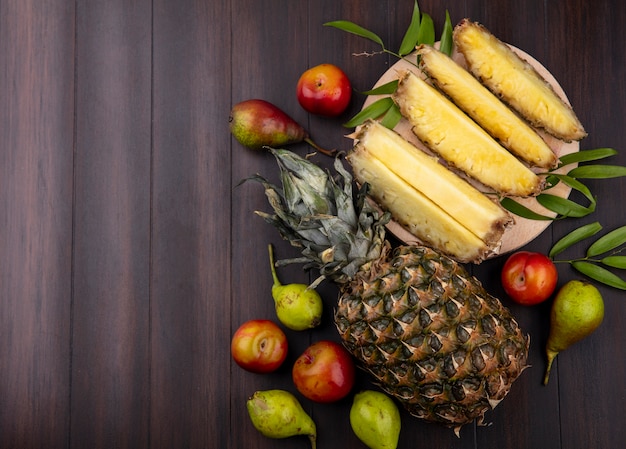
[359,44,579,260]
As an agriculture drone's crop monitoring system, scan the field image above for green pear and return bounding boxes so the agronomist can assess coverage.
[350,390,401,449]
[543,280,604,385]
[229,99,333,155]
[268,244,323,331]
[246,389,317,449]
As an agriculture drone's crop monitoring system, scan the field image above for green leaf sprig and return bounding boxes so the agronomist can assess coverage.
[501,147,622,221]
[325,0,452,129]
[550,222,626,289]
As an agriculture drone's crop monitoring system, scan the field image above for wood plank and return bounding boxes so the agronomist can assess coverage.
[150,1,233,447]
[0,1,75,447]
[545,3,626,449]
[467,4,562,448]
[70,1,152,447]
[298,3,396,447]
[0,0,624,447]
[228,0,312,448]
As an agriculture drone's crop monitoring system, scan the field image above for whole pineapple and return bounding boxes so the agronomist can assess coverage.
[250,149,529,436]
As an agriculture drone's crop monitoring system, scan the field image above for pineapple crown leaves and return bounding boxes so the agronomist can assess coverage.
[249,148,390,287]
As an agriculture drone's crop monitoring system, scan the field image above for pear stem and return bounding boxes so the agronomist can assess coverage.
[308,434,317,449]
[304,136,337,157]
[268,244,282,288]
[543,350,558,385]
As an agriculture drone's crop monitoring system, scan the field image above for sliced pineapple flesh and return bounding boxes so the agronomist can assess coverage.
[393,70,543,197]
[417,44,557,169]
[349,148,490,263]
[353,121,512,245]
[348,121,512,263]
[453,19,587,142]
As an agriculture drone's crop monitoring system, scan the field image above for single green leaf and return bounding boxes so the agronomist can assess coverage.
[536,193,595,218]
[543,174,562,190]
[500,197,554,220]
[601,256,626,269]
[548,173,595,205]
[568,164,626,179]
[398,1,421,56]
[553,174,597,213]
[379,103,402,129]
[361,80,398,96]
[439,10,453,56]
[572,261,626,290]
[587,225,626,257]
[558,148,617,166]
[548,173,590,195]
[549,221,602,258]
[417,13,435,46]
[343,97,394,128]
[324,20,384,47]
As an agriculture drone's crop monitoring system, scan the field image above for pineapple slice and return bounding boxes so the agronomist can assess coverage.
[348,121,512,263]
[352,120,512,245]
[349,149,490,263]
[417,44,557,169]
[393,69,543,197]
[453,19,587,142]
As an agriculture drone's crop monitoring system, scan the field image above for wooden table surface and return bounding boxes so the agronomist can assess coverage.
[1,1,625,448]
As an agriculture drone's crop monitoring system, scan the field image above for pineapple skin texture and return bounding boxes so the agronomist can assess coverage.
[253,149,530,435]
[335,244,530,433]
[454,19,587,142]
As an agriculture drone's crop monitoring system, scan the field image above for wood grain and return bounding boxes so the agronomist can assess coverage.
[0,1,624,448]
[70,1,152,448]
[0,1,74,447]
